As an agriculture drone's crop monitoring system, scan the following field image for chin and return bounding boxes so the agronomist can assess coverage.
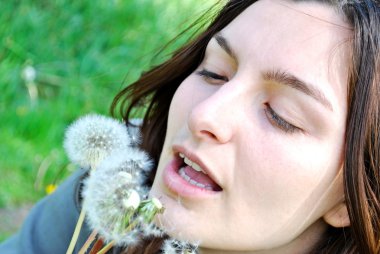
[150,184,202,240]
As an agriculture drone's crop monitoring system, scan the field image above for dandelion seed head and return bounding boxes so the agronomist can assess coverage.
[162,239,199,254]
[64,114,131,169]
[82,151,155,246]
[124,148,153,173]
[140,223,164,238]
[118,171,133,182]
[162,239,177,254]
[82,157,142,245]
[136,186,150,199]
[22,65,37,83]
[127,119,143,147]
[93,151,151,196]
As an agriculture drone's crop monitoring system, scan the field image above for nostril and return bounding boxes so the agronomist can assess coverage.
[200,130,217,140]
[188,109,232,143]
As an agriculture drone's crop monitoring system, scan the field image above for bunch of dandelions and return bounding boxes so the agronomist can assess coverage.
[80,152,165,253]
[161,239,199,254]
[63,115,198,253]
[64,114,139,253]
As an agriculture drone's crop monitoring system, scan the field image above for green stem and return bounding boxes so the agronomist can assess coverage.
[66,209,86,254]
[78,229,97,254]
[96,240,115,254]
[125,220,139,232]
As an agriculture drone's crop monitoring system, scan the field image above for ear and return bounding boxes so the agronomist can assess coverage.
[323,202,350,228]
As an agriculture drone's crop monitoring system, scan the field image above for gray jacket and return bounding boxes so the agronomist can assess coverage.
[0,169,92,254]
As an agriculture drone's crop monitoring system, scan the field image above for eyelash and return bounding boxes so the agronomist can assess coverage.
[196,69,300,134]
[196,69,229,83]
[264,103,300,134]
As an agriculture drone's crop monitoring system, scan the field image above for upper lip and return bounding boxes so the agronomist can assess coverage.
[172,145,223,190]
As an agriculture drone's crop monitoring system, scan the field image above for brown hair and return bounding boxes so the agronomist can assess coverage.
[111,0,380,253]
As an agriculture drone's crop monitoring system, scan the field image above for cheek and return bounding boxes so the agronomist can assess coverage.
[168,86,191,129]
[235,132,343,217]
[154,80,196,177]
[166,75,213,133]
[225,136,344,246]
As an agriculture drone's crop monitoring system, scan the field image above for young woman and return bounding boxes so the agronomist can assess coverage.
[1,0,380,253]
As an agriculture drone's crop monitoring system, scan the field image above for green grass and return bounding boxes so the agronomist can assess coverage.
[0,0,217,211]
[0,0,219,241]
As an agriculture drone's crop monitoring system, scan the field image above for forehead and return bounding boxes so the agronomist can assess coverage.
[217,0,351,113]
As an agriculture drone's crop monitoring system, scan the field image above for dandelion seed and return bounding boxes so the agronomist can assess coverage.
[162,239,177,254]
[127,118,143,147]
[140,223,164,237]
[122,189,140,210]
[162,239,199,254]
[124,148,153,173]
[118,171,132,181]
[63,114,131,169]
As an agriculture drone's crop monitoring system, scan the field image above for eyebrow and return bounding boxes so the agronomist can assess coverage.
[214,33,237,60]
[213,34,333,111]
[263,70,333,111]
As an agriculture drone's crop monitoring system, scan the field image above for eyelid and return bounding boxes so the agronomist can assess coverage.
[197,69,229,82]
[264,103,301,134]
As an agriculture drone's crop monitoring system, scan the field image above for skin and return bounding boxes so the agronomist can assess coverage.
[150,0,352,253]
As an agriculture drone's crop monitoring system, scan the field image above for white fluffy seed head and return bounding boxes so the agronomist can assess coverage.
[161,240,177,254]
[124,148,153,173]
[127,118,143,147]
[140,223,164,238]
[118,171,133,182]
[94,150,152,195]
[82,152,151,246]
[162,239,199,254]
[63,114,131,169]
[82,168,137,245]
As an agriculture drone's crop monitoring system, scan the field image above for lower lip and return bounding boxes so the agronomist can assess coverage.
[163,157,220,198]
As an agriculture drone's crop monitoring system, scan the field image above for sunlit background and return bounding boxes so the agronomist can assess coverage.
[0,0,217,241]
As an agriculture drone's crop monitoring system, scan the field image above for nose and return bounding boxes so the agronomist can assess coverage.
[187,84,240,144]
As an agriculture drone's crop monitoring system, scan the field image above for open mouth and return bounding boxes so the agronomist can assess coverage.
[176,153,222,192]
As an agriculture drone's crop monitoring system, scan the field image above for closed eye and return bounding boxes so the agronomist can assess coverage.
[196,69,229,84]
[264,103,301,134]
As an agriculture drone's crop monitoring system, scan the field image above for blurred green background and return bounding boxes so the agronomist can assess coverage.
[0,0,216,241]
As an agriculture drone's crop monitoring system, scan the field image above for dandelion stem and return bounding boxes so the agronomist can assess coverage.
[78,230,98,254]
[89,238,104,254]
[96,240,115,254]
[125,220,139,232]
[66,209,86,254]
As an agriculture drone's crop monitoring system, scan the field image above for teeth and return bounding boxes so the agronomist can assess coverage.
[179,167,191,181]
[191,163,203,173]
[184,157,193,167]
[179,167,212,190]
[179,153,207,175]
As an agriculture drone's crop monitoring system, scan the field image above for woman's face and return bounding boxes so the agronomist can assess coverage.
[150,0,351,252]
